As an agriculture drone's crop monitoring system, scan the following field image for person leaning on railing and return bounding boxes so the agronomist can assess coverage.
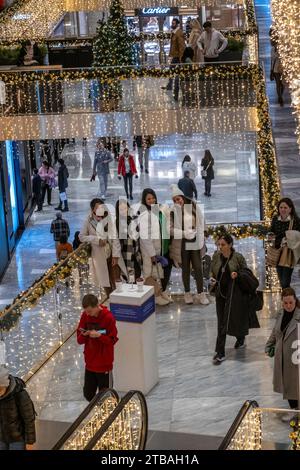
[265,287,300,415]
[268,197,300,288]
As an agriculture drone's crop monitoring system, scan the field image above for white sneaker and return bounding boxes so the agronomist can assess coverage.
[155,295,170,306]
[161,291,174,303]
[184,292,194,304]
[194,292,210,305]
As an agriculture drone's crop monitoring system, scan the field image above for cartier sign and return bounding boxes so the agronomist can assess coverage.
[135,7,179,16]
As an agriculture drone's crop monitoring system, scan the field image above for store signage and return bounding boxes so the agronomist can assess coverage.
[110,295,155,323]
[135,7,179,16]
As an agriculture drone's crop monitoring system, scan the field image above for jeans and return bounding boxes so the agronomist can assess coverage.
[98,173,108,197]
[166,57,180,98]
[123,173,133,198]
[276,265,293,288]
[83,368,111,402]
[181,242,203,293]
[137,147,150,170]
[205,178,212,196]
[41,183,52,205]
[0,441,25,450]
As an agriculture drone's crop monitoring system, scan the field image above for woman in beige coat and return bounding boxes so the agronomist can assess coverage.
[188,19,204,63]
[79,198,115,296]
[265,287,300,410]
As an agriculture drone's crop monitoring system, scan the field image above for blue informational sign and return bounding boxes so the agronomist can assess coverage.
[110,295,155,323]
[5,140,18,233]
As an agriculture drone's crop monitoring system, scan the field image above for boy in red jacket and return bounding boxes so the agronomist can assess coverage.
[77,294,118,401]
[117,148,138,200]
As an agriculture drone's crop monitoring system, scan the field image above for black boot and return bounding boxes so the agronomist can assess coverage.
[62,201,69,212]
[55,203,62,210]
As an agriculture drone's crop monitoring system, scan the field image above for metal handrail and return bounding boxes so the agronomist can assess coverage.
[84,390,148,451]
[52,389,119,450]
[218,400,259,450]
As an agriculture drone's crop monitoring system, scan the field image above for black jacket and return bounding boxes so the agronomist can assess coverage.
[178,177,197,200]
[32,174,42,196]
[222,268,260,337]
[0,376,36,445]
[58,164,69,192]
[201,157,214,180]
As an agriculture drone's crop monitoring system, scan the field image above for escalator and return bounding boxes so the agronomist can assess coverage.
[52,389,148,450]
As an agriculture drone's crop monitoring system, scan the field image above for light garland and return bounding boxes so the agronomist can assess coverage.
[0,0,256,44]
[228,408,262,450]
[271,0,300,147]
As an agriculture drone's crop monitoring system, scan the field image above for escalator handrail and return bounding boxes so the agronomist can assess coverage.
[52,388,119,450]
[84,390,148,451]
[218,400,259,450]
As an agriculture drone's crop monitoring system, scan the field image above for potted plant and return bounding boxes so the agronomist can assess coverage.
[219,36,244,63]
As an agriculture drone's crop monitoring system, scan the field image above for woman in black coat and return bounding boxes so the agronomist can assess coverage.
[201,149,214,197]
[210,233,260,365]
[55,158,69,212]
[0,366,36,450]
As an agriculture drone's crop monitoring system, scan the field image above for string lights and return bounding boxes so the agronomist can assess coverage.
[227,407,262,450]
[271,0,300,147]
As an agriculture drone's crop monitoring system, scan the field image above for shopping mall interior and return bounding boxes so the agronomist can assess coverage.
[0,0,300,452]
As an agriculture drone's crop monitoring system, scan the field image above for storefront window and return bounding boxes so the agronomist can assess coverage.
[5,140,18,234]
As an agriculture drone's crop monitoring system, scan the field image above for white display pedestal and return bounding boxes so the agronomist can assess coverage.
[109,284,159,395]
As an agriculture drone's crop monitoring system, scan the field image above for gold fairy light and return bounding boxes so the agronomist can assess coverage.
[227,408,262,450]
[271,0,300,147]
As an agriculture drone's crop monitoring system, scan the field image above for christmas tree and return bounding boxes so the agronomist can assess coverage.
[93,0,133,67]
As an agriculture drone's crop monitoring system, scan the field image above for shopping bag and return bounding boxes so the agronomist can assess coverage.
[59,192,67,202]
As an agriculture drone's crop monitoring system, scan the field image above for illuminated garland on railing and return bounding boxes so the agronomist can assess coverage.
[0,243,90,331]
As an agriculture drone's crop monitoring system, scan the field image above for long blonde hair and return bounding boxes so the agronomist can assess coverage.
[191,19,201,31]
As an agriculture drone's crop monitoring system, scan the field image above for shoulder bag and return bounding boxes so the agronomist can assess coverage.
[201,160,212,178]
[278,219,295,268]
[145,262,162,297]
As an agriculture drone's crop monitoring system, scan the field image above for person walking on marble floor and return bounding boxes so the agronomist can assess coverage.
[210,233,255,365]
[50,211,70,250]
[77,294,118,402]
[265,287,300,415]
[90,139,113,200]
[268,197,300,289]
[178,171,198,200]
[38,160,56,206]
[0,365,36,450]
[169,185,209,306]
[117,148,138,200]
[270,42,284,106]
[182,155,197,180]
[32,168,42,212]
[55,158,69,212]
[201,149,214,197]
[133,135,154,174]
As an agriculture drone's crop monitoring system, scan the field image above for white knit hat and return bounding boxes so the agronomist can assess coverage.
[0,365,9,388]
[170,184,185,200]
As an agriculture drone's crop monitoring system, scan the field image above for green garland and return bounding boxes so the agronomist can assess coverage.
[0,243,90,332]
[206,223,268,240]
